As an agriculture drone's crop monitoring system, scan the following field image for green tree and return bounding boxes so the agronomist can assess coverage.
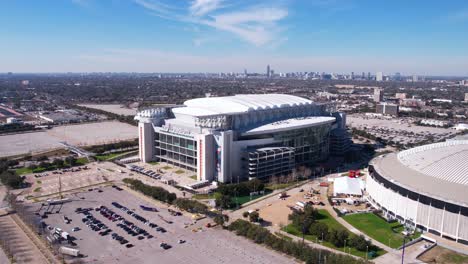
[327,228,349,247]
[242,211,250,218]
[249,211,260,222]
[214,214,229,226]
[288,204,319,231]
[309,222,328,239]
[349,235,371,251]
[215,193,232,209]
[0,171,24,189]
[53,158,65,168]
[65,156,77,166]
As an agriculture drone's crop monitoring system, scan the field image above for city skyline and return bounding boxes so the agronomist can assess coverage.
[1,0,468,75]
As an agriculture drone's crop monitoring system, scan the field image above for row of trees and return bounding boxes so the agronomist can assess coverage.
[26,156,80,171]
[0,123,36,134]
[85,139,139,154]
[0,159,23,189]
[123,178,229,224]
[73,104,137,127]
[123,178,177,204]
[173,198,208,214]
[228,219,368,264]
[288,205,372,252]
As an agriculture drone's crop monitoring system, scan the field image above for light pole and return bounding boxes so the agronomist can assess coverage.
[344,239,346,252]
[366,245,368,261]
[401,228,410,264]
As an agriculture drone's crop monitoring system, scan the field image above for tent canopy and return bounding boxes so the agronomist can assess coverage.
[333,177,364,196]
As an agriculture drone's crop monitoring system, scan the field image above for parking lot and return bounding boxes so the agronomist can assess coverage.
[24,186,293,264]
[20,162,127,200]
[347,114,456,145]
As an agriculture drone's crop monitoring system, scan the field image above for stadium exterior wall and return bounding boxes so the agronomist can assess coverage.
[367,165,468,245]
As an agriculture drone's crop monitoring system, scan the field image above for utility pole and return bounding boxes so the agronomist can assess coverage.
[58,174,63,199]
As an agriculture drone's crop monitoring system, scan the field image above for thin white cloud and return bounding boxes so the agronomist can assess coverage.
[190,0,223,17]
[133,0,288,47]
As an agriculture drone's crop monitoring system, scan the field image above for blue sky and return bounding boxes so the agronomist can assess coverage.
[1,0,468,75]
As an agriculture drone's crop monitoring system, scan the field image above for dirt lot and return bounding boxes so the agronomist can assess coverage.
[418,245,468,264]
[23,186,294,264]
[257,181,326,228]
[0,121,137,157]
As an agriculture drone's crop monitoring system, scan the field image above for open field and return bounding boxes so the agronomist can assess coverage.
[0,121,137,157]
[418,245,468,264]
[78,104,138,116]
[23,186,294,264]
[283,209,386,259]
[343,213,420,248]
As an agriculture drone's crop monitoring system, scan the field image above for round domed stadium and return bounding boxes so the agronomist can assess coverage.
[366,140,468,245]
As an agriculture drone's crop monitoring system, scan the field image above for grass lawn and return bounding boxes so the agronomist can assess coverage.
[192,193,216,200]
[33,187,41,192]
[265,182,298,191]
[162,165,172,170]
[233,190,272,205]
[15,167,34,175]
[343,213,421,248]
[148,161,159,165]
[189,175,197,180]
[95,152,122,161]
[283,209,386,259]
[174,169,185,174]
[76,157,89,165]
[15,158,89,175]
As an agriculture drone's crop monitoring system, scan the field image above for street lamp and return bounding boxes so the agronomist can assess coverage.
[401,227,410,264]
[366,245,369,261]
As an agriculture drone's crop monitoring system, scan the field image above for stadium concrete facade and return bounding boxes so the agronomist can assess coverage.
[367,140,468,245]
[136,94,350,183]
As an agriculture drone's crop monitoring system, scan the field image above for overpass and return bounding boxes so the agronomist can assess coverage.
[59,142,95,158]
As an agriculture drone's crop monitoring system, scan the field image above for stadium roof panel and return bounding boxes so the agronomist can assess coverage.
[172,94,313,117]
[397,141,468,185]
[242,116,335,136]
[371,140,468,207]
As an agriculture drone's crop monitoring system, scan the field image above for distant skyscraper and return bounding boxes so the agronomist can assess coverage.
[351,72,354,80]
[465,93,468,102]
[394,72,401,81]
[412,75,418,82]
[267,65,271,78]
[376,72,383,82]
[244,69,247,76]
[368,72,371,80]
[376,103,399,116]
[374,88,384,102]
[362,72,366,79]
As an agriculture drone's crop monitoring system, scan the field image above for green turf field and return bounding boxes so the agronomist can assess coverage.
[343,213,420,248]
